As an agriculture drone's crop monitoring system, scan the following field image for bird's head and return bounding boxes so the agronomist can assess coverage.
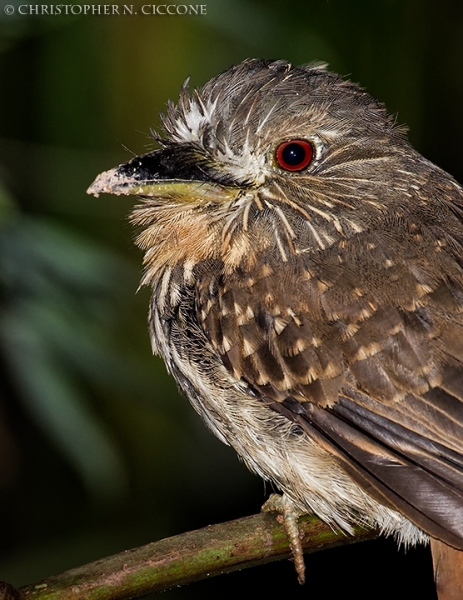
[87,59,432,279]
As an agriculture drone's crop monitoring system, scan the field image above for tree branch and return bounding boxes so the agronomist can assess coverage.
[8,512,378,600]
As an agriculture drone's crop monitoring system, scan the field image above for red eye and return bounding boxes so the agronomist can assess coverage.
[276,139,314,171]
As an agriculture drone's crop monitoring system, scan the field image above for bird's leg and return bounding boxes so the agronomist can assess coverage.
[261,493,306,584]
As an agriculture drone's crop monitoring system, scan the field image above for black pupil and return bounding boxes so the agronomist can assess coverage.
[282,143,306,166]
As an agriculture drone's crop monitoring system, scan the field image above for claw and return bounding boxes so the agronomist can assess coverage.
[262,493,306,584]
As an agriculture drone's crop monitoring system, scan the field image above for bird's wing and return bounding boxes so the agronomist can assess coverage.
[197,222,463,548]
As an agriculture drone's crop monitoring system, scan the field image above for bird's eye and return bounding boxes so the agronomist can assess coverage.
[276,140,314,172]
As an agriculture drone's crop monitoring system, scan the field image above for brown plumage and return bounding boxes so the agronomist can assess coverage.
[88,59,463,594]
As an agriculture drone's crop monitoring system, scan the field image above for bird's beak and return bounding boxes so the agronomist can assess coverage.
[87,148,239,203]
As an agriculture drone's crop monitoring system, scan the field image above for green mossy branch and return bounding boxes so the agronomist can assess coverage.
[7,513,378,600]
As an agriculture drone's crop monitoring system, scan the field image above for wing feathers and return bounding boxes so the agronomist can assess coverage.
[196,238,463,546]
[275,398,463,548]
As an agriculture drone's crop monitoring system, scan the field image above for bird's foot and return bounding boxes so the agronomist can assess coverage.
[261,493,306,584]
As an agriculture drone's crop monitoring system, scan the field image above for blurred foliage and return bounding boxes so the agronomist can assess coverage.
[0,206,127,496]
[0,0,461,598]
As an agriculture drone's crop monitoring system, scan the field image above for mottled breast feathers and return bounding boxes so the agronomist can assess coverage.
[198,208,463,408]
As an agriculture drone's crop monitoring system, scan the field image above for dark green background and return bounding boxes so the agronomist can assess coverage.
[0,1,462,597]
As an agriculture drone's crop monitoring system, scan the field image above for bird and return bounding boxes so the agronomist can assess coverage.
[88,59,463,597]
